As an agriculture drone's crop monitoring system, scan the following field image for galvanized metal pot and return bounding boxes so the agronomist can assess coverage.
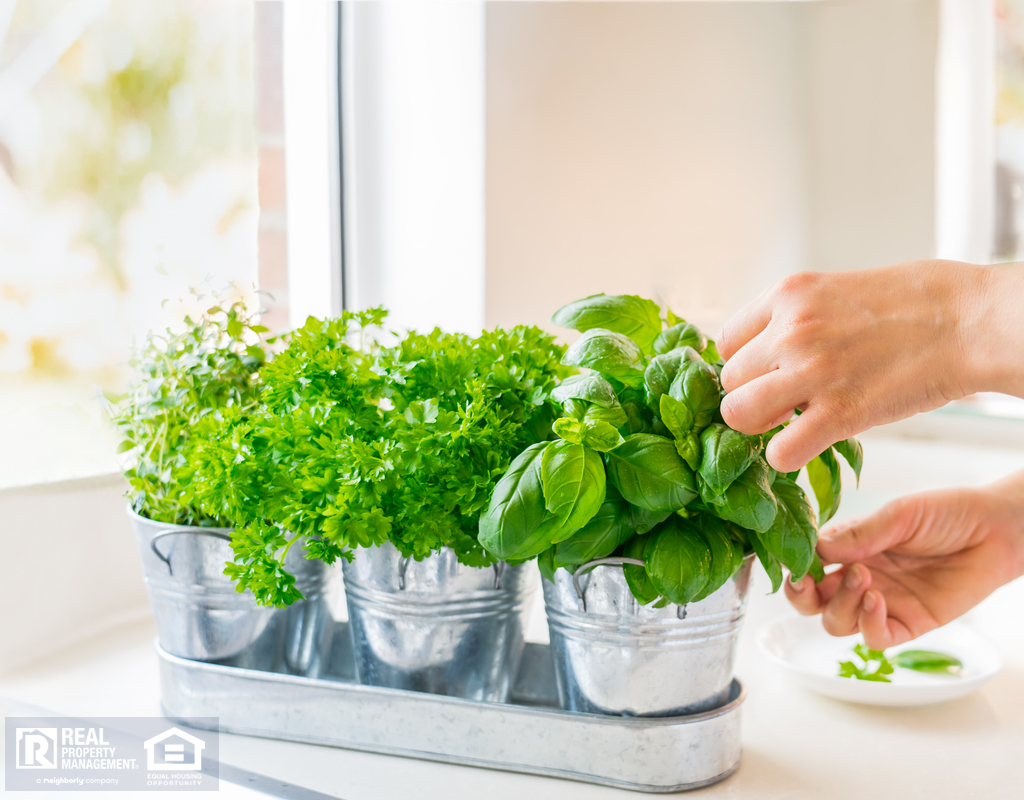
[129,507,333,672]
[342,543,536,702]
[544,555,754,717]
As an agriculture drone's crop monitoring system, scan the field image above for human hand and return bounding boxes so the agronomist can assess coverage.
[785,478,1024,649]
[716,261,1009,472]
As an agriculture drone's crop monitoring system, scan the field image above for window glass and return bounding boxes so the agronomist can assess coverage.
[0,0,257,487]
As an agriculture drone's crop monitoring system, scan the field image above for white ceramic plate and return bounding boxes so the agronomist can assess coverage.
[756,613,1004,706]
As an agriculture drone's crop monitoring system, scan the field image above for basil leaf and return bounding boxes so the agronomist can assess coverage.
[620,400,652,435]
[658,393,695,440]
[807,448,842,525]
[645,517,711,606]
[624,502,673,534]
[623,534,660,605]
[537,546,557,583]
[653,322,706,355]
[584,403,628,428]
[668,355,721,429]
[833,436,864,486]
[554,495,634,567]
[691,514,742,601]
[605,434,698,512]
[702,457,778,533]
[746,528,783,593]
[673,431,701,471]
[553,417,585,444]
[552,294,663,351]
[891,649,962,675]
[540,440,606,543]
[552,373,619,408]
[701,339,722,364]
[580,420,625,452]
[808,552,826,583]
[553,410,627,450]
[643,346,701,414]
[761,475,817,580]
[562,328,645,383]
[698,423,760,495]
[478,443,568,560]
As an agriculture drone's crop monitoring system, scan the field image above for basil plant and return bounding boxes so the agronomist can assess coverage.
[478,294,863,606]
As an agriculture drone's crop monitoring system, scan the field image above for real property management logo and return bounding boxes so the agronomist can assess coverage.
[5,716,219,792]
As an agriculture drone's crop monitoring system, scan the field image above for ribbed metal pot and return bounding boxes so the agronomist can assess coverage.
[130,507,332,672]
[543,555,754,717]
[342,543,536,702]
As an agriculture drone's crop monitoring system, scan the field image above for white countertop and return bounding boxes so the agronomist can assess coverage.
[4,434,1024,799]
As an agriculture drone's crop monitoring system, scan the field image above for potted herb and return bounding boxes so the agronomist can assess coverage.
[189,310,568,701]
[478,294,862,716]
[109,297,331,668]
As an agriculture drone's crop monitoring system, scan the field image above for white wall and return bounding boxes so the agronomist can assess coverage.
[486,0,940,338]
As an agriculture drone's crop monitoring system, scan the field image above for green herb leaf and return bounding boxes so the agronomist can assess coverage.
[552,373,620,408]
[605,434,698,512]
[760,475,817,580]
[645,517,711,606]
[668,354,722,430]
[562,328,645,383]
[892,649,963,675]
[746,528,783,593]
[691,513,743,601]
[702,458,778,533]
[698,423,760,496]
[653,322,707,355]
[807,448,842,525]
[623,533,660,605]
[808,552,826,583]
[553,489,635,567]
[833,437,864,486]
[552,294,663,351]
[540,440,606,542]
[479,443,562,561]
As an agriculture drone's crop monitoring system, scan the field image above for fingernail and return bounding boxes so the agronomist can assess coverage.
[862,590,877,613]
[790,578,805,593]
[844,565,862,590]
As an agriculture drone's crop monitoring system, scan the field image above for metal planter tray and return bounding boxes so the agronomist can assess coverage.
[159,621,744,793]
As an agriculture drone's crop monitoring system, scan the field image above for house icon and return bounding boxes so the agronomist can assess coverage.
[143,727,206,771]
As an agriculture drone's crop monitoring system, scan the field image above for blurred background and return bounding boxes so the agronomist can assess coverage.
[2,0,1024,487]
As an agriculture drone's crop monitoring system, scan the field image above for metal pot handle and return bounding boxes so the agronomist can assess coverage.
[572,557,645,612]
[150,529,233,577]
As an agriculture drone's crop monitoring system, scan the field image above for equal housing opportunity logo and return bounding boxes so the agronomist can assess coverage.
[5,717,219,792]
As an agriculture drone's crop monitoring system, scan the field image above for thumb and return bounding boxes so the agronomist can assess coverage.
[816,499,914,565]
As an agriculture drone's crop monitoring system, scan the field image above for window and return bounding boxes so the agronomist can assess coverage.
[0,0,260,487]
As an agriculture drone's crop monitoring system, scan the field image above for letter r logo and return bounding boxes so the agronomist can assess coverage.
[15,728,57,769]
